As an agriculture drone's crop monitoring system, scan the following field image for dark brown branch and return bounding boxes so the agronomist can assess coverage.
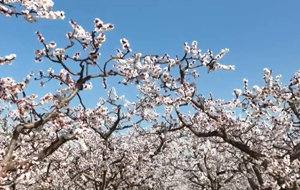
[222,135,264,160]
[290,142,300,162]
[104,105,121,139]
[77,93,86,112]
[150,135,165,158]
[37,133,76,161]
[253,165,264,186]
[46,160,53,178]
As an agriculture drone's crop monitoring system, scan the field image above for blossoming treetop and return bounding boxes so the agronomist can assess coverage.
[0,0,300,189]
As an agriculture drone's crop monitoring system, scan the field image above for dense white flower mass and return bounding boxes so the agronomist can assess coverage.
[1,0,300,189]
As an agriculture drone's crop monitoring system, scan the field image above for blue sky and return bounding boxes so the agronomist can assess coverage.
[1,0,300,108]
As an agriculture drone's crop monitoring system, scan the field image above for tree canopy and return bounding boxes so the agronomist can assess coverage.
[0,1,300,189]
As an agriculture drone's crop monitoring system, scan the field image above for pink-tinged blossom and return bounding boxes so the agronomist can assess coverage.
[1,5,300,189]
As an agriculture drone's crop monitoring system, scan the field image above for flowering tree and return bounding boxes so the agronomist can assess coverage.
[0,0,65,64]
[1,0,300,190]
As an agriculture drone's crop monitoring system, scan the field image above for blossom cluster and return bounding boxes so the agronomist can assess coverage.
[1,4,300,189]
[0,0,64,21]
[0,54,16,65]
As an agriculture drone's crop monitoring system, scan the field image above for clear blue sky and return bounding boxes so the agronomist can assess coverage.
[1,0,300,108]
